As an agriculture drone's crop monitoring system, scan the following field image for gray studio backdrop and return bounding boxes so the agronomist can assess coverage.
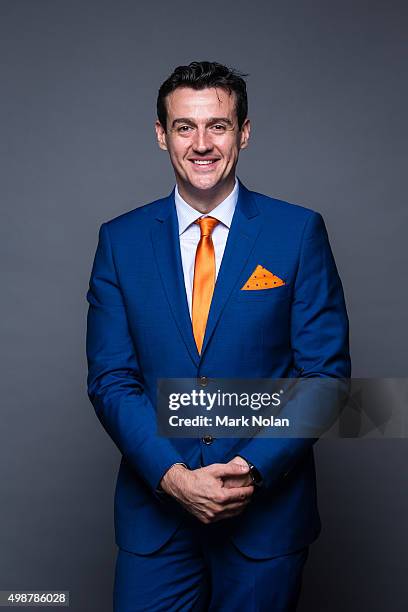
[1,1,407,611]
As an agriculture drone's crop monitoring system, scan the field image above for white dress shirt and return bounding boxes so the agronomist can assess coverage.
[174,177,239,318]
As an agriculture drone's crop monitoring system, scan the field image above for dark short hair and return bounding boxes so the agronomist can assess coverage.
[157,61,249,132]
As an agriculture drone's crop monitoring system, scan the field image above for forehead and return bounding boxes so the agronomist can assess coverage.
[166,87,236,120]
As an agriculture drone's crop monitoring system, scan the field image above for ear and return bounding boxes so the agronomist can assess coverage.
[155,120,168,151]
[239,118,251,150]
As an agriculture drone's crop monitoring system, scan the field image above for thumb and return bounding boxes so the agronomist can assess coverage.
[208,462,249,478]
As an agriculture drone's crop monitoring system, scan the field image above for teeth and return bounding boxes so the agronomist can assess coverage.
[193,160,215,165]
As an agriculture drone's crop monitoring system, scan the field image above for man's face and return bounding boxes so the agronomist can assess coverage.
[155,87,250,192]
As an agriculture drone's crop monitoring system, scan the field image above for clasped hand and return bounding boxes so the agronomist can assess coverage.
[160,456,255,524]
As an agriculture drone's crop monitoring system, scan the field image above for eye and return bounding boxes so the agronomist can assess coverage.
[178,125,193,133]
[212,124,226,131]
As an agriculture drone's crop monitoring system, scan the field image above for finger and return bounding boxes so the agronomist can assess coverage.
[218,499,251,513]
[212,505,250,522]
[220,485,254,503]
[222,476,253,489]
[208,462,249,479]
[205,498,251,523]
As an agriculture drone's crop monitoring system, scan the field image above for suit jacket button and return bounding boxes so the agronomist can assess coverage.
[202,435,213,445]
[199,376,208,387]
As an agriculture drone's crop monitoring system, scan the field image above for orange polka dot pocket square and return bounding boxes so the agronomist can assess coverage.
[241,264,286,290]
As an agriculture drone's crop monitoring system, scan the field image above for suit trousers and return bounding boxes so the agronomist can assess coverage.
[113,513,309,612]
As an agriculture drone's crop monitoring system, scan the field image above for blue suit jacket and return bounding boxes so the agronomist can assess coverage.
[86,177,351,558]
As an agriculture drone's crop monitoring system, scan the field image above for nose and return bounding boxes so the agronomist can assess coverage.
[192,128,213,153]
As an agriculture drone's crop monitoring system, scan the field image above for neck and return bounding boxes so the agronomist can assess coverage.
[176,176,236,214]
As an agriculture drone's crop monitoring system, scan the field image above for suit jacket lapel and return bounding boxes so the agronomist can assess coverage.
[150,179,262,366]
[150,190,200,368]
[200,178,262,357]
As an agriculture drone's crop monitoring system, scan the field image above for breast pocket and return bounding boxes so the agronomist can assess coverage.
[236,284,291,302]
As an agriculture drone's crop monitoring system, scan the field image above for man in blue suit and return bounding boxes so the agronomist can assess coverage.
[86,61,350,611]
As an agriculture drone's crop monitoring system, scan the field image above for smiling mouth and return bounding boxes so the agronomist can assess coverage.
[189,159,220,169]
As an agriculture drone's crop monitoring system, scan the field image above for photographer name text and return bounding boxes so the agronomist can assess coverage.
[168,415,290,427]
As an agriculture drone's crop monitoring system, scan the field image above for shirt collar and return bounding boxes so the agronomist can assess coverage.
[174,177,239,236]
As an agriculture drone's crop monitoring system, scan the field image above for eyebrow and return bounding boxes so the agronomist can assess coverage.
[171,117,234,128]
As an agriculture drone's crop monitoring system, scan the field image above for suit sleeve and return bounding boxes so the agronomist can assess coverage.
[86,222,186,493]
[237,211,351,489]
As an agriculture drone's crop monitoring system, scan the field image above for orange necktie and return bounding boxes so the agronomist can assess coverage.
[192,216,220,354]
